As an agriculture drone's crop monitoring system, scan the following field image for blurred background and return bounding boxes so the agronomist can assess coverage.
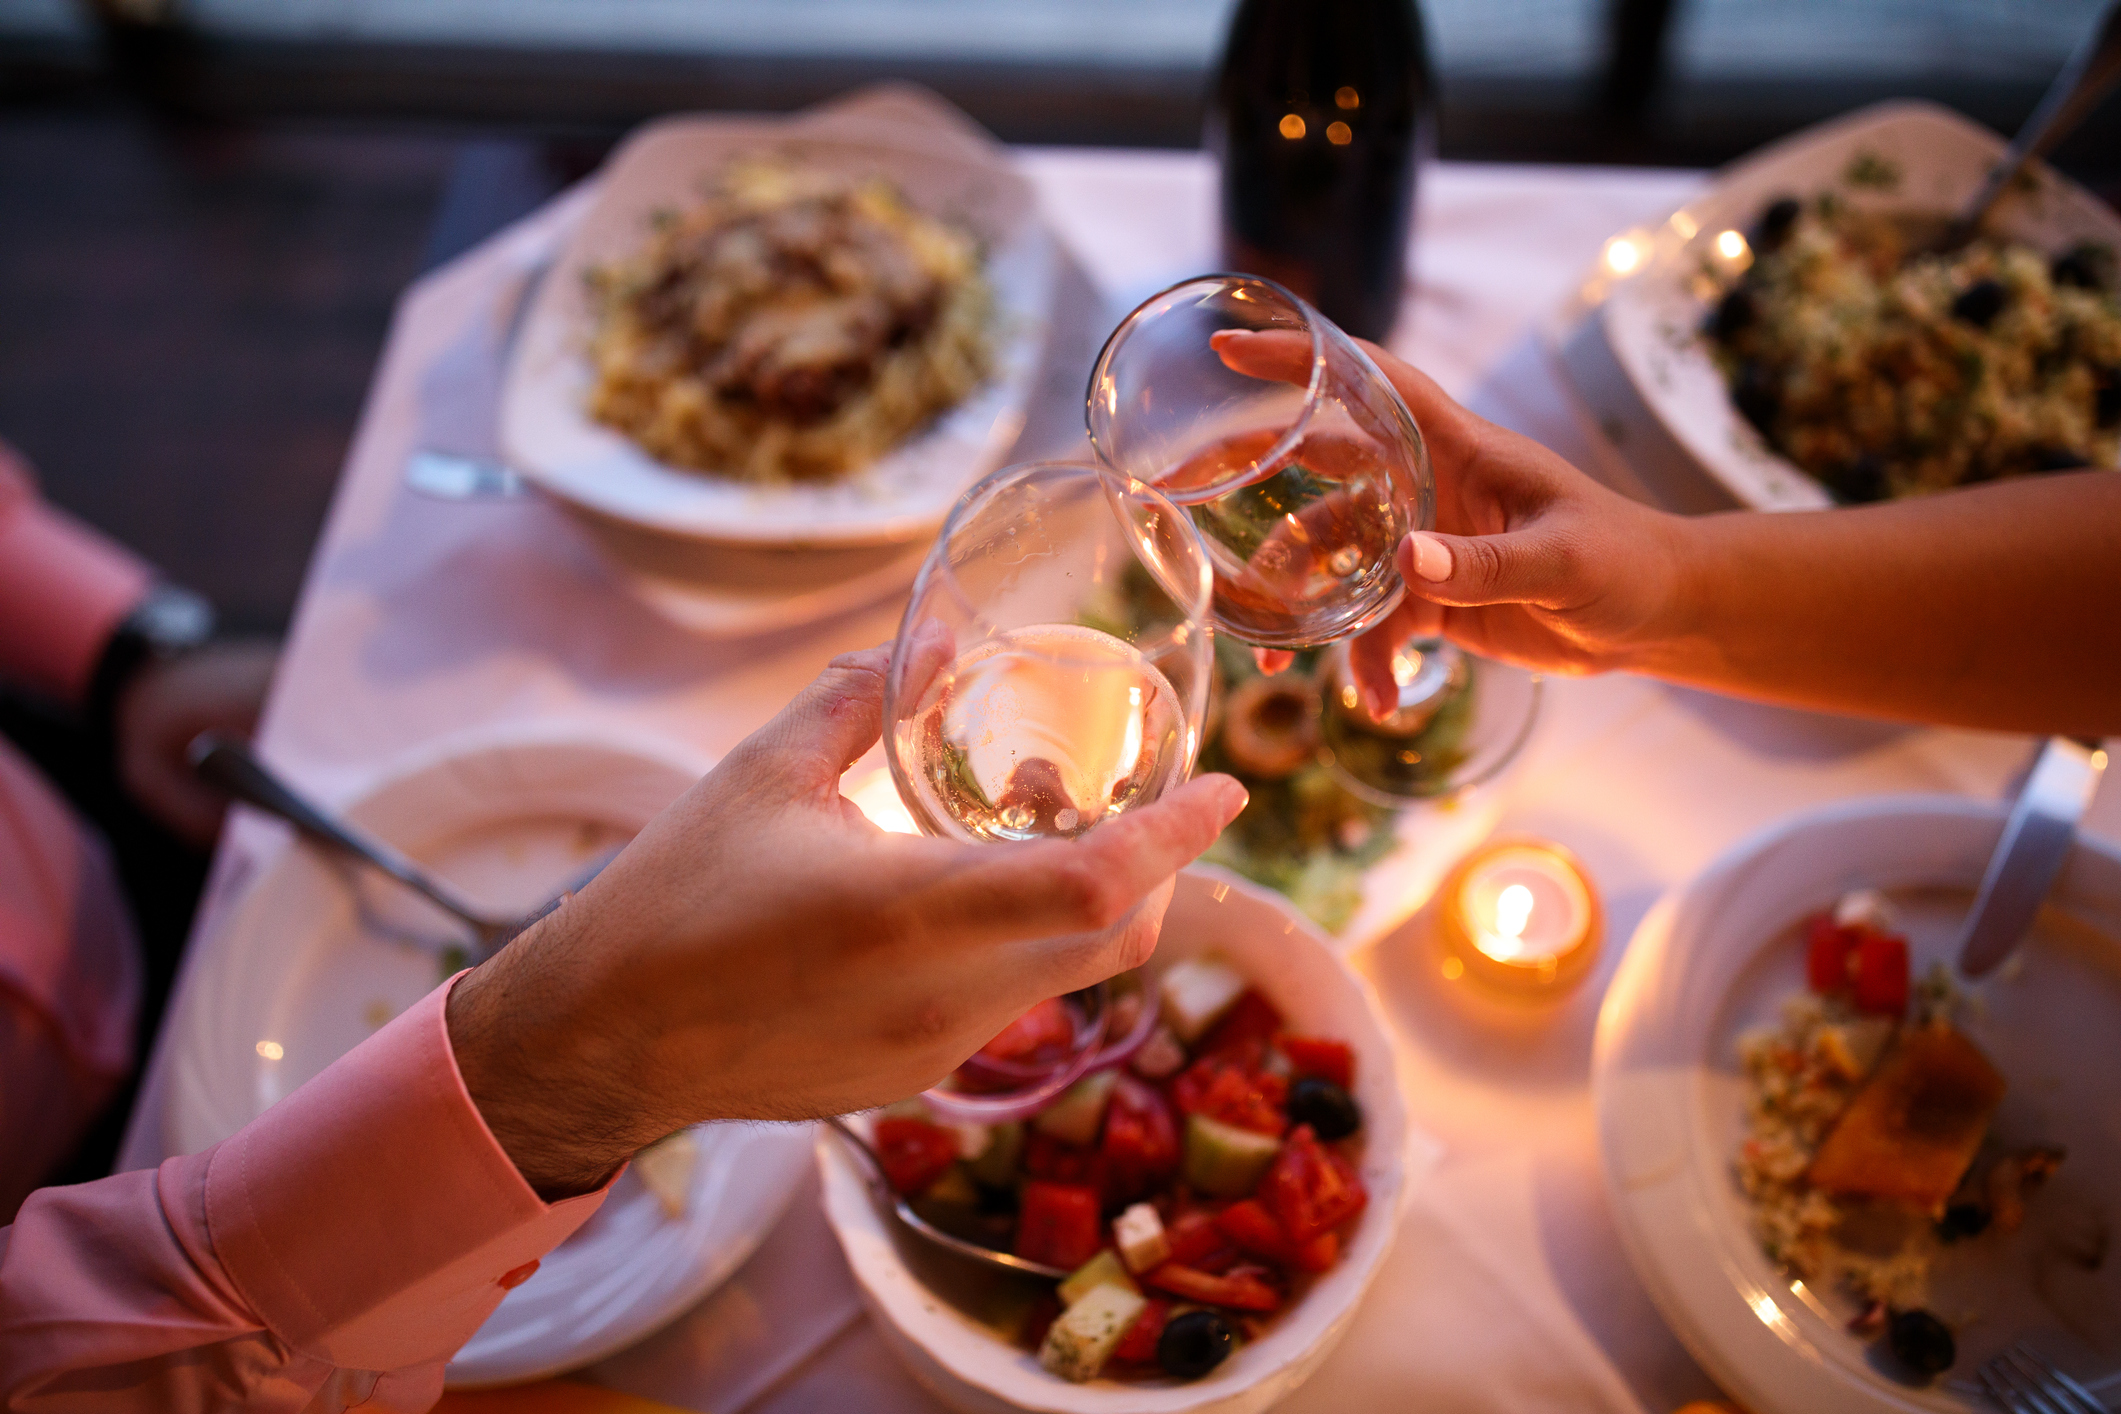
[3,0,2116,633]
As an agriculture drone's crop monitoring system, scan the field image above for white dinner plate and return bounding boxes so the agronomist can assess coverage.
[817,865,1435,1414]
[164,730,817,1385]
[1565,100,2121,511]
[1594,794,2121,1414]
[498,85,1057,547]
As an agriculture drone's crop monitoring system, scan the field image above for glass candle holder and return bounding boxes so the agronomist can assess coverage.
[1435,838,1602,995]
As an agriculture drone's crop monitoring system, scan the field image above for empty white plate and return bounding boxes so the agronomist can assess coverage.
[165,730,816,1385]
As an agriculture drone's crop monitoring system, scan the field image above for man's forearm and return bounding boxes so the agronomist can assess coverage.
[1630,470,2121,736]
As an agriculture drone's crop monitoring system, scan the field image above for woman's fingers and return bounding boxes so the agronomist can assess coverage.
[1210,327,1311,386]
[1253,647,1296,676]
[1395,526,1582,611]
[1346,594,1443,718]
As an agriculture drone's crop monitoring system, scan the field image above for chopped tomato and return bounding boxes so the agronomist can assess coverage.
[1279,1035,1355,1090]
[1142,1261,1283,1312]
[1850,931,1909,1016]
[1111,1297,1170,1364]
[1215,1198,1340,1272]
[1022,1131,1106,1193]
[1262,1124,1368,1244]
[1173,1059,1285,1136]
[979,997,1076,1064]
[1015,1182,1103,1271]
[873,1117,959,1197]
[1101,1076,1181,1205]
[1164,1208,1229,1266]
[1198,988,1285,1065]
[1806,913,1854,993]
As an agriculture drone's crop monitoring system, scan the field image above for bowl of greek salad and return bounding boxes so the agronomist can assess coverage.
[816,866,1421,1413]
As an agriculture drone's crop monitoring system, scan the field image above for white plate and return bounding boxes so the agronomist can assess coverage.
[1594,795,2121,1414]
[164,730,815,1385]
[499,85,1057,547]
[1585,101,2121,511]
[567,507,929,637]
[818,865,1434,1414]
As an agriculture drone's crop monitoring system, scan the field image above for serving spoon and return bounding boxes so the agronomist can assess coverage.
[824,1117,1068,1281]
[1947,0,2121,246]
[190,732,608,963]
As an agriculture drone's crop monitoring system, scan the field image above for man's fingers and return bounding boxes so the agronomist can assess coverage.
[935,773,1246,945]
[741,645,893,792]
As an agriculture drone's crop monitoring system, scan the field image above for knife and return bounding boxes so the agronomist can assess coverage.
[1956,736,2109,979]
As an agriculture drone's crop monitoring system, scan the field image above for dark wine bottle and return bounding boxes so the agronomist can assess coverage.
[1207,0,1435,343]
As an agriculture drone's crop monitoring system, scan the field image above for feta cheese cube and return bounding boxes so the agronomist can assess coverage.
[1038,1282,1148,1383]
[1159,955,1247,1043]
[1112,1202,1170,1273]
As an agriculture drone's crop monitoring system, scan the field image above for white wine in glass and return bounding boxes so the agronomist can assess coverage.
[885,460,1214,1120]
[903,623,1189,844]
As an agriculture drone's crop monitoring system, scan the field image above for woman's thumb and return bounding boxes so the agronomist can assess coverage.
[1397,527,1573,610]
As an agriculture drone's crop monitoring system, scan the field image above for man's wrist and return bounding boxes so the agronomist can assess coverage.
[85,582,215,737]
[444,910,645,1200]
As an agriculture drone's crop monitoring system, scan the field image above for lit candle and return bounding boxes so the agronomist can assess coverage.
[1436,839,1602,994]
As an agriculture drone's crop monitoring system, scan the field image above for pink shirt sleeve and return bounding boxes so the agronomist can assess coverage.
[0,976,612,1412]
[0,442,153,706]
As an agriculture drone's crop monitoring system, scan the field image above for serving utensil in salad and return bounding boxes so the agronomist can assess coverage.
[824,1117,1069,1281]
[189,732,611,963]
[1948,0,2121,246]
[1956,736,2108,979]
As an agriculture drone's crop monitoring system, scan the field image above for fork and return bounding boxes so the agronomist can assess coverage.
[1967,1344,2109,1414]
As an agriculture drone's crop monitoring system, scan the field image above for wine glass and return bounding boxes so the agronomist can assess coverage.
[885,460,1214,1120]
[1315,638,1543,807]
[1089,274,1538,807]
[1086,273,1434,648]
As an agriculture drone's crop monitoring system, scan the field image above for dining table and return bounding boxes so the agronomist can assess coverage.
[117,137,2121,1414]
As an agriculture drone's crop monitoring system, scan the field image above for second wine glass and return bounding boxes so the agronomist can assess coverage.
[885,460,1215,1120]
[1086,273,1434,649]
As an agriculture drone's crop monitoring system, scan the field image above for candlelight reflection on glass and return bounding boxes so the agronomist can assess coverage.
[1436,839,1602,995]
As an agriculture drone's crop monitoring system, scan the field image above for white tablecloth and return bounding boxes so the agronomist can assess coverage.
[120,148,2121,1414]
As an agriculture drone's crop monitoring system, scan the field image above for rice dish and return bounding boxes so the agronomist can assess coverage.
[1707,195,2121,502]
[585,158,993,483]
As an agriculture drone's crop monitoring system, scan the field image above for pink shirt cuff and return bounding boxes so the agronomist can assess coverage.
[0,457,152,705]
[196,973,610,1371]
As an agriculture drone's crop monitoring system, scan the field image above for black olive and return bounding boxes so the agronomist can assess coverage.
[2052,243,2114,292]
[1731,362,1779,435]
[1710,287,1756,342]
[2030,445,2091,473]
[1288,1078,1363,1140]
[1886,1308,1956,1378]
[1157,1309,1236,1379]
[1830,453,1888,504]
[1951,279,2008,329]
[1935,1202,1990,1242]
[1755,195,1802,251]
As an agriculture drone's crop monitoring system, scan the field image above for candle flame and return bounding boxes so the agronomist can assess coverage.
[1476,882,1536,962]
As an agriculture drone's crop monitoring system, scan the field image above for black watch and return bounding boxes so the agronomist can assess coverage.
[85,583,217,738]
